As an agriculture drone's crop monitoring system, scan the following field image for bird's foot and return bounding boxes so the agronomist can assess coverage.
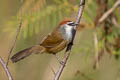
[53,54,65,65]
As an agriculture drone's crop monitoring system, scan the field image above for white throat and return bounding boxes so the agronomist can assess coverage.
[59,24,74,42]
[65,24,73,40]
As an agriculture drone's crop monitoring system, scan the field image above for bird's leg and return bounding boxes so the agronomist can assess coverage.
[53,54,64,65]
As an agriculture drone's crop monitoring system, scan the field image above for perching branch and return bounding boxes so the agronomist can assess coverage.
[0,57,13,80]
[99,0,120,23]
[54,0,85,80]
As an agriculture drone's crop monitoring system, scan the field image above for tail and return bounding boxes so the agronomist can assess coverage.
[11,45,45,63]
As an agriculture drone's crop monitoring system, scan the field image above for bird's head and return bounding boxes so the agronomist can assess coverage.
[58,20,76,42]
[59,20,87,31]
[59,20,77,28]
[58,20,86,41]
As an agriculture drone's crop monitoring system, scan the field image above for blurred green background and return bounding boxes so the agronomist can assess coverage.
[0,0,120,80]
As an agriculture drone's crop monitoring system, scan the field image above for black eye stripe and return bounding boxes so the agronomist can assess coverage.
[67,23,76,26]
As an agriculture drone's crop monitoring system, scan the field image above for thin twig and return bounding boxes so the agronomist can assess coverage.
[54,0,85,80]
[93,32,105,69]
[112,16,120,28]
[0,57,13,80]
[99,0,120,23]
[49,65,56,76]
[6,0,23,66]
[93,32,99,69]
[93,49,104,69]
[6,18,22,66]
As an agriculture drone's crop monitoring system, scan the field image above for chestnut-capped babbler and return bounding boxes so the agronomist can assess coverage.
[11,20,85,63]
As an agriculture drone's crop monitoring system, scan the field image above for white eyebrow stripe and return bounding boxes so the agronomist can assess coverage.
[67,22,74,24]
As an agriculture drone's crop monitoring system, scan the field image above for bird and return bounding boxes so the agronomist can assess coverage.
[11,20,85,63]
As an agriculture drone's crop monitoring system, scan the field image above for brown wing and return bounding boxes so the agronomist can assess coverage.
[40,28,64,48]
[47,40,68,53]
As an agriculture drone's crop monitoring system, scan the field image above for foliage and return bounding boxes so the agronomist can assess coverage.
[1,0,97,38]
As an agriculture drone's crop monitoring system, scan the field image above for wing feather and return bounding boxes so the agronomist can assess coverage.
[40,28,64,48]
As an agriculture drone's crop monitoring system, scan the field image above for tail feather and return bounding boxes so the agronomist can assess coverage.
[11,45,45,63]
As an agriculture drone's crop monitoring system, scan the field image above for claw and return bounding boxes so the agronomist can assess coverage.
[59,61,65,65]
[53,54,65,65]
